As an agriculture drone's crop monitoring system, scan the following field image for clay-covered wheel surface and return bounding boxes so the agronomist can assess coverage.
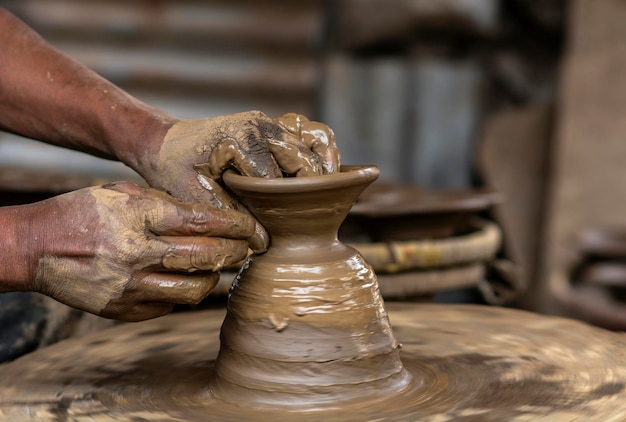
[1,303,626,421]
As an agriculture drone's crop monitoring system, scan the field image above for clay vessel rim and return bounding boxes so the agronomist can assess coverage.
[223,165,380,193]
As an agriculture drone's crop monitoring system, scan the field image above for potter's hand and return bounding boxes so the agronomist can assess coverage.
[26,182,253,322]
[136,111,340,251]
[0,14,338,250]
[272,112,340,176]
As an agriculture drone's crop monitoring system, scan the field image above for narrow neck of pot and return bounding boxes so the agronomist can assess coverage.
[251,196,355,250]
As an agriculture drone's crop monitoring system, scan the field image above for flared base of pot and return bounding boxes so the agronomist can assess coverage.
[209,362,414,410]
[209,316,412,409]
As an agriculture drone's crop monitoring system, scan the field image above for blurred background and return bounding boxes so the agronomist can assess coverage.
[2,0,626,331]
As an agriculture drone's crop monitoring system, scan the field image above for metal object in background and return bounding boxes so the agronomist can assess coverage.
[321,55,484,188]
[321,56,412,183]
[6,0,323,103]
[332,0,498,50]
[0,0,325,179]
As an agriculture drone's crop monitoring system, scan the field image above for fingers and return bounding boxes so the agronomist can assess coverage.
[135,271,220,305]
[159,236,249,272]
[195,111,338,179]
[101,271,220,321]
[195,137,282,180]
[192,172,269,252]
[274,113,341,175]
[194,171,240,209]
[266,136,323,177]
[300,121,341,174]
[194,111,283,179]
[145,195,255,240]
[102,302,175,322]
[249,221,269,253]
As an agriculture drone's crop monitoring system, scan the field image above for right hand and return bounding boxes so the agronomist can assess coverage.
[135,111,341,252]
[25,181,254,321]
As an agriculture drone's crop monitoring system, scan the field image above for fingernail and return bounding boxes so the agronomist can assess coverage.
[249,222,269,253]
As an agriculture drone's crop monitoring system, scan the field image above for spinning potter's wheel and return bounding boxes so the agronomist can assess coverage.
[3,166,626,421]
[1,304,626,421]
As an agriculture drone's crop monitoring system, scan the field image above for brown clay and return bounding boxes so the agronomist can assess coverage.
[212,164,411,407]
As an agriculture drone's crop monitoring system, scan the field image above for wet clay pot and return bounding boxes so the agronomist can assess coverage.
[213,165,412,408]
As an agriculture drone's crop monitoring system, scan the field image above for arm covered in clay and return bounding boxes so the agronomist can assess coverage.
[0,8,340,249]
[0,181,254,321]
[0,9,340,320]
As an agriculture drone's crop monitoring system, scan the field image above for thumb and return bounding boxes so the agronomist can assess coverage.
[193,172,269,253]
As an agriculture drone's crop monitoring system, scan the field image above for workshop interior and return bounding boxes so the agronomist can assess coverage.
[2,0,626,420]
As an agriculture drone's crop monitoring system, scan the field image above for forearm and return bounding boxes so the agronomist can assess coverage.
[0,193,100,294]
[0,8,178,171]
[0,203,37,292]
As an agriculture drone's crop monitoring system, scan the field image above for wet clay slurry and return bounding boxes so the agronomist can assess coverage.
[213,165,413,407]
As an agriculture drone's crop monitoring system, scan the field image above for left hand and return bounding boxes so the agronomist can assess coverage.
[25,182,254,321]
[136,111,340,251]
